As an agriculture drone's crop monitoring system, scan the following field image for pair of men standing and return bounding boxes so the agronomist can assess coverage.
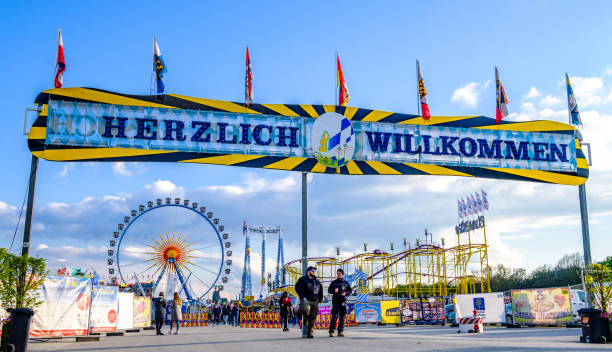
[294,267,352,338]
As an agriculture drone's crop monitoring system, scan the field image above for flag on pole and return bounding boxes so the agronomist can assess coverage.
[481,190,489,210]
[245,46,254,107]
[495,67,509,124]
[337,54,350,106]
[457,199,462,219]
[54,29,65,88]
[417,60,431,120]
[565,73,583,126]
[243,221,247,235]
[475,192,482,213]
[153,38,167,94]
[467,196,473,215]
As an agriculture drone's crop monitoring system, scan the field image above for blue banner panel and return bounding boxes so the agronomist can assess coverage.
[46,100,576,173]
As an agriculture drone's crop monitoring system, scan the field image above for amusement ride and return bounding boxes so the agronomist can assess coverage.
[106,197,232,303]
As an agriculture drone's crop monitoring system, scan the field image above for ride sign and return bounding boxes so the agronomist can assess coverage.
[29,88,589,185]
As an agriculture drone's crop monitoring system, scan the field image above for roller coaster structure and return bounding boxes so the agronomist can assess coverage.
[280,223,490,297]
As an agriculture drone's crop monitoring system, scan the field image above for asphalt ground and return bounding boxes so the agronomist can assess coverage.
[28,324,610,352]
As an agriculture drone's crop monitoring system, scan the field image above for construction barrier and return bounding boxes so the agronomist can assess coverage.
[237,309,357,329]
[180,312,209,327]
[458,311,483,333]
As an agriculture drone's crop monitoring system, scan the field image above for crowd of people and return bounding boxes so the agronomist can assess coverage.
[151,266,351,339]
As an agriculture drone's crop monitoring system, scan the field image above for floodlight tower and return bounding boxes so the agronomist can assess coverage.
[274,227,285,288]
[240,221,252,298]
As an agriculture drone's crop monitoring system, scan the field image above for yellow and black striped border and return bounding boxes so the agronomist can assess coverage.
[28,87,588,185]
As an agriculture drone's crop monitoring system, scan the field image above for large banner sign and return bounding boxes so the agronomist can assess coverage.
[355,302,381,323]
[455,292,506,324]
[511,287,572,324]
[31,276,91,337]
[380,300,401,324]
[133,296,152,328]
[116,292,134,330]
[89,286,119,333]
[400,299,422,323]
[29,88,589,185]
[400,297,444,324]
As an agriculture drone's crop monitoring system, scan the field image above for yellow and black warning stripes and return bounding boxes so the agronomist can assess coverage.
[28,87,588,185]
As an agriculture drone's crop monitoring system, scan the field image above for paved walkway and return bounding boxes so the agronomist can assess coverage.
[29,325,608,352]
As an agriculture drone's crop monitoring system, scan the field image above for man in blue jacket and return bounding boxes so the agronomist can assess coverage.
[295,266,323,338]
[327,269,352,337]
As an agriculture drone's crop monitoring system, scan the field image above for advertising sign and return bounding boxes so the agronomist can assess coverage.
[400,299,422,323]
[30,276,91,337]
[455,292,506,324]
[380,300,401,324]
[421,297,444,323]
[400,297,444,323]
[511,287,572,324]
[133,296,152,328]
[116,292,134,330]
[355,302,381,323]
[29,89,588,186]
[89,286,119,333]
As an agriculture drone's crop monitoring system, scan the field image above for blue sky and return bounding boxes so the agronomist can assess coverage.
[2,1,612,297]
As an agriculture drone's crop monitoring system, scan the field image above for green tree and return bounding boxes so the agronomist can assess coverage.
[584,263,612,312]
[0,249,48,309]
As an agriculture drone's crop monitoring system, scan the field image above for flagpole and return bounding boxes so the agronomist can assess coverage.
[416,60,421,116]
[150,36,154,95]
[335,51,338,106]
[53,28,60,87]
[565,73,572,126]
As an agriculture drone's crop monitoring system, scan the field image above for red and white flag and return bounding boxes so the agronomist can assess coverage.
[417,60,431,120]
[245,46,253,106]
[54,28,65,88]
[495,67,508,124]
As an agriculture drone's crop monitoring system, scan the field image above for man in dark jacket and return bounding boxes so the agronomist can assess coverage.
[295,266,323,338]
[327,269,352,337]
[153,292,167,335]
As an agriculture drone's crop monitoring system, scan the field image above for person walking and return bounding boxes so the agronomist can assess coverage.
[231,302,239,326]
[295,266,323,338]
[154,292,167,335]
[279,291,292,331]
[222,302,231,327]
[168,292,183,335]
[212,302,222,327]
[328,268,352,337]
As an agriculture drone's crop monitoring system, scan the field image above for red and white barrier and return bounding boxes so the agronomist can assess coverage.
[458,311,483,333]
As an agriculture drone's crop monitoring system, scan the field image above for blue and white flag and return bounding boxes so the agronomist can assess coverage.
[153,38,167,94]
[565,73,583,126]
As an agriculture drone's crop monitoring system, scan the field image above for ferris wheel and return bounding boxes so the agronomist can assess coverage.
[106,197,232,300]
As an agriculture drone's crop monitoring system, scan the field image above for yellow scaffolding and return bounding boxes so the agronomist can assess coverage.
[281,226,490,297]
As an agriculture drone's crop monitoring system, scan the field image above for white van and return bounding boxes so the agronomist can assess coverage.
[570,289,587,324]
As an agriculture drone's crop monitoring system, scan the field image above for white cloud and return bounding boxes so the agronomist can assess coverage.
[112,162,145,177]
[539,94,562,107]
[204,173,298,196]
[524,87,541,99]
[59,164,75,177]
[451,82,483,108]
[145,180,184,195]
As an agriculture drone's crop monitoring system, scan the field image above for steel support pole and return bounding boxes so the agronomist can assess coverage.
[21,156,39,257]
[579,183,592,267]
[301,172,308,275]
